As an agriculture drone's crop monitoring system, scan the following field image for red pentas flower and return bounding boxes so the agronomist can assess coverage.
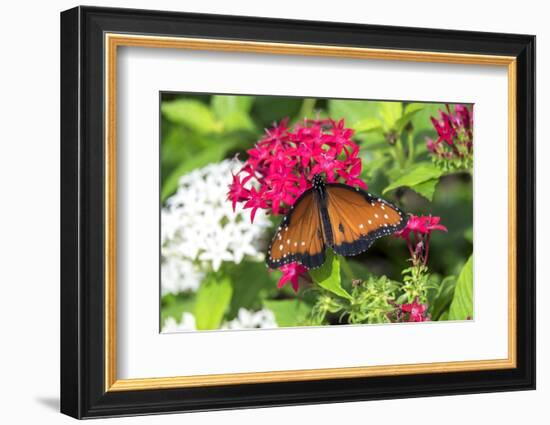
[422,216,448,233]
[430,111,456,146]
[227,117,367,221]
[227,173,251,211]
[243,186,269,223]
[395,215,447,240]
[395,215,447,266]
[426,104,474,169]
[277,262,308,292]
[401,298,429,322]
[453,104,473,132]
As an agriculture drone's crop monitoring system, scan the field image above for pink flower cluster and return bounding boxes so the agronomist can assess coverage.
[395,215,447,266]
[400,298,429,322]
[277,263,308,292]
[426,104,473,162]
[227,117,367,292]
[227,118,366,222]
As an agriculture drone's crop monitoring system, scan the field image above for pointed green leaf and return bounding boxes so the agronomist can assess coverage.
[383,163,442,195]
[328,100,381,127]
[395,103,425,133]
[410,178,439,201]
[448,255,473,320]
[161,99,219,134]
[309,251,352,300]
[194,276,233,330]
[428,276,457,320]
[404,103,426,115]
[354,117,384,135]
[211,95,256,131]
[379,102,403,129]
[211,95,254,115]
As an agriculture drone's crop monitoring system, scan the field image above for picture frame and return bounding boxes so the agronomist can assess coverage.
[60,5,535,419]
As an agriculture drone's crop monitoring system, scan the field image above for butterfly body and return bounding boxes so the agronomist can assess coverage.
[266,175,408,270]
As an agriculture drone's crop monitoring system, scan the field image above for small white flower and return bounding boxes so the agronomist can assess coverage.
[161,256,203,295]
[222,308,278,330]
[162,312,197,333]
[161,160,271,294]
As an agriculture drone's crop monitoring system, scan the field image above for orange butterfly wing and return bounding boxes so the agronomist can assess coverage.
[266,189,326,269]
[324,184,408,256]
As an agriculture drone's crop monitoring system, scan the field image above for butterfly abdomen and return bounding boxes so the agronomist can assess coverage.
[313,176,335,248]
[319,207,334,247]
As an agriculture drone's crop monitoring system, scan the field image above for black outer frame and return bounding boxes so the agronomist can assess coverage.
[60,5,536,419]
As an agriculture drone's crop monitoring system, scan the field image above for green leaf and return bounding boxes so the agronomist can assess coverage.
[161,293,196,326]
[252,97,302,126]
[226,262,278,319]
[382,163,443,195]
[410,178,439,201]
[448,255,473,320]
[354,117,384,135]
[193,276,233,330]
[212,95,254,115]
[160,139,238,202]
[263,299,311,327]
[404,103,426,115]
[395,103,425,133]
[309,251,352,300]
[161,99,219,134]
[328,100,381,128]
[211,95,256,132]
[409,102,446,132]
[160,125,193,179]
[464,227,473,243]
[223,113,256,132]
[428,276,457,321]
[379,102,403,129]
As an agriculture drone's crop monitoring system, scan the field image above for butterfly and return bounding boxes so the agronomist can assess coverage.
[266,174,408,269]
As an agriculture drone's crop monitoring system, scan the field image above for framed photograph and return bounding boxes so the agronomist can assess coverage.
[60,6,535,419]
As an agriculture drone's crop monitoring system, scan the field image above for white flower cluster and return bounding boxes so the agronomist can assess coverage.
[221,308,278,330]
[162,312,197,333]
[161,308,278,333]
[161,159,271,295]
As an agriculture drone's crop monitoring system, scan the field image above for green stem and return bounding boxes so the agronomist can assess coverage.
[297,98,316,120]
[406,132,415,166]
[394,134,406,168]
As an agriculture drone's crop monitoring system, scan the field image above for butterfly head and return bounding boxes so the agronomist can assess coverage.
[312,174,325,190]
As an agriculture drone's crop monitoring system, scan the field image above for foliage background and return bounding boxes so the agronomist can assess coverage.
[160,93,473,330]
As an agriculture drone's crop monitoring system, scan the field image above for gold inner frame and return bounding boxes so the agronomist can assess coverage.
[104,33,517,392]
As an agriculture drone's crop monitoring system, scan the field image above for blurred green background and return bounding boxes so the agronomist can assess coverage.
[160,93,473,331]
